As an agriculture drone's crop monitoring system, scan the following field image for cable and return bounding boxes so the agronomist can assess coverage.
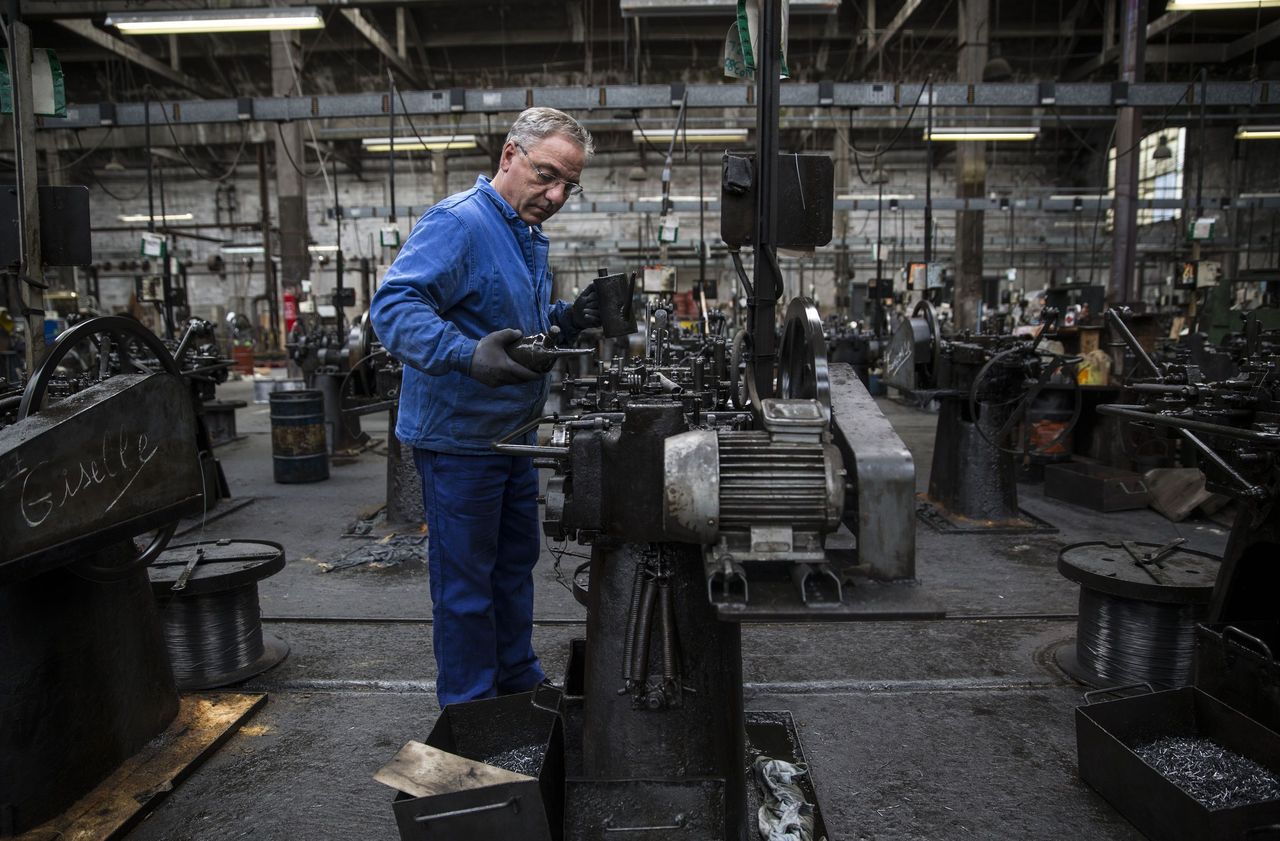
[160,585,267,687]
[145,85,249,183]
[828,75,931,162]
[274,120,327,178]
[46,127,117,173]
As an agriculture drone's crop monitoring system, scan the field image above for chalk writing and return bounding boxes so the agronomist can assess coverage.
[17,426,159,529]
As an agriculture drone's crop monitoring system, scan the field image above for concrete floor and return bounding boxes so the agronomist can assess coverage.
[123,379,1232,841]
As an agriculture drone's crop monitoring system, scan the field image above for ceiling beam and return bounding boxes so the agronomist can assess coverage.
[52,19,219,97]
[338,9,424,87]
[1066,11,1190,80]
[1225,16,1280,62]
[861,0,925,73]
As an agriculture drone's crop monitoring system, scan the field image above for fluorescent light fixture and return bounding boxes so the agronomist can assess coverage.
[1050,194,1106,200]
[924,127,1040,142]
[1240,192,1280,199]
[106,7,324,35]
[308,244,340,252]
[632,128,749,145]
[1168,0,1280,9]
[362,135,478,152]
[838,193,917,201]
[638,195,714,203]
[221,244,265,255]
[118,212,193,223]
[621,0,838,15]
[1236,126,1280,140]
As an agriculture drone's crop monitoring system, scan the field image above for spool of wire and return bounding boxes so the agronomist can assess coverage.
[1057,540,1220,688]
[149,539,289,690]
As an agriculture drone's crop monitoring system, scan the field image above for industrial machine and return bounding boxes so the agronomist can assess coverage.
[0,316,204,835]
[886,303,1079,531]
[1100,309,1280,624]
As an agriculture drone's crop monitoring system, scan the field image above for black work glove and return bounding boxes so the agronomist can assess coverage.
[468,329,541,388]
[570,283,602,330]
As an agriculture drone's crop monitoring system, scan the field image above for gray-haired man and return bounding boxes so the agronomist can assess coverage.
[371,107,600,705]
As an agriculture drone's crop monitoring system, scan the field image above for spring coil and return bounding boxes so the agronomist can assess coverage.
[1076,585,1204,688]
[160,584,266,688]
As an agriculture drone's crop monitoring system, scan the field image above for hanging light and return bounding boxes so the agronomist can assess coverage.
[868,165,891,186]
[982,56,1013,82]
[627,165,649,182]
[1153,135,1173,160]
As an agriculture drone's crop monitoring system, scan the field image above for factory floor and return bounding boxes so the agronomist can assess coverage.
[122,378,1232,841]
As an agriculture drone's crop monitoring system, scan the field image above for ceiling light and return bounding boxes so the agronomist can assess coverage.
[1167,0,1280,9]
[837,193,917,200]
[982,57,1013,82]
[106,6,324,34]
[308,244,340,252]
[102,155,126,172]
[621,0,838,16]
[638,195,714,203]
[1236,126,1280,140]
[118,212,193,223]
[221,244,265,255]
[362,135,478,152]
[1153,135,1173,160]
[631,128,749,145]
[923,127,1040,142]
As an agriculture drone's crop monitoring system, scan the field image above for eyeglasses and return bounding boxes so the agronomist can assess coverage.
[515,142,584,198]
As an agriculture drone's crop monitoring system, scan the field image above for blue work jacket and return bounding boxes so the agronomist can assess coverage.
[370,175,578,454]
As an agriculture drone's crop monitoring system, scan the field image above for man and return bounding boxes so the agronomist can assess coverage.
[370,107,600,706]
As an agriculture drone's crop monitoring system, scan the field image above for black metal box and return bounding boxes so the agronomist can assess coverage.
[1044,461,1151,512]
[1077,686,1280,840]
[386,691,564,841]
[1196,622,1280,737]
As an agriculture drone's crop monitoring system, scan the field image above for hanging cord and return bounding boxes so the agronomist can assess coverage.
[1075,586,1203,688]
[145,84,249,183]
[278,31,333,200]
[827,74,931,165]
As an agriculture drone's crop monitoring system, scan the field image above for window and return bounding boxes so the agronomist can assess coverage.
[1107,127,1186,226]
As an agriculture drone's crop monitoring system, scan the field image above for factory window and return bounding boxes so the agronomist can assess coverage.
[1107,127,1186,226]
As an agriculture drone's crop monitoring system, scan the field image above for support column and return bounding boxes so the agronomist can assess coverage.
[271,31,310,318]
[954,0,988,334]
[833,130,850,306]
[432,151,449,202]
[6,17,45,370]
[1109,0,1148,305]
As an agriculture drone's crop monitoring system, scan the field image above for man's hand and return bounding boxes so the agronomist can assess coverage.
[570,284,602,329]
[468,329,541,387]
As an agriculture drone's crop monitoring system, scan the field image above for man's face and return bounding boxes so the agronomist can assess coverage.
[495,134,586,226]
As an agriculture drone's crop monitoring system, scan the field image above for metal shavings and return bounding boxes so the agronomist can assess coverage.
[480,743,546,777]
[1134,736,1280,810]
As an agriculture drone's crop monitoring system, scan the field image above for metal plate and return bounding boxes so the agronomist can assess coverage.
[149,539,285,596]
[1058,541,1220,604]
[916,497,1058,535]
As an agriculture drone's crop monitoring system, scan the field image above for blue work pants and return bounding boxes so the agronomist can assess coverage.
[414,449,545,706]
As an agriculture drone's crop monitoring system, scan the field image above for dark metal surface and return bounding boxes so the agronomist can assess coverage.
[0,373,204,582]
[149,539,285,595]
[0,541,179,835]
[1197,622,1280,737]
[1043,462,1151,512]
[1077,687,1280,840]
[720,152,834,250]
[1058,541,1220,604]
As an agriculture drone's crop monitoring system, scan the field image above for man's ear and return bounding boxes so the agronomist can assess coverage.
[497,141,516,173]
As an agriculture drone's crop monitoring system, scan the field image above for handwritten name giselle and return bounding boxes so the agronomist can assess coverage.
[18,427,160,528]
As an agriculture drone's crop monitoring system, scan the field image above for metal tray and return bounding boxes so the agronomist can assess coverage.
[1077,685,1280,840]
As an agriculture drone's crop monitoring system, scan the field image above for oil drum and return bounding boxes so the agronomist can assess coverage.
[269,390,329,483]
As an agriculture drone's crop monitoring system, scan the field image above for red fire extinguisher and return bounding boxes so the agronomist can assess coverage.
[283,292,298,335]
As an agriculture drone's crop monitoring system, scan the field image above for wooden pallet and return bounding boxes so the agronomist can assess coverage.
[17,693,266,841]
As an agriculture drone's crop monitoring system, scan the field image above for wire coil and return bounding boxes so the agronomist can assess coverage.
[1076,586,1204,688]
[159,583,270,689]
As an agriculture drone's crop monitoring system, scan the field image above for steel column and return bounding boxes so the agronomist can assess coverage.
[1108,0,1148,305]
